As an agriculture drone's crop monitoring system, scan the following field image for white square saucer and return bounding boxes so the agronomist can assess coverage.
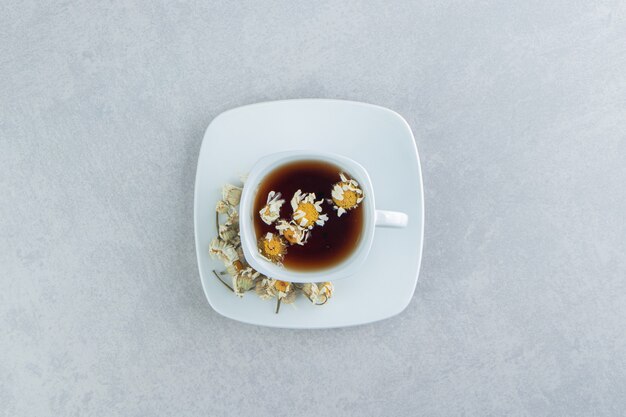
[194,99,424,328]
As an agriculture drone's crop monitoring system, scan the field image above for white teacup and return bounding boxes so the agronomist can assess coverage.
[240,151,408,283]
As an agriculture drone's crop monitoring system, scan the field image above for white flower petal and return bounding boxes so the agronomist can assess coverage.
[222,184,242,206]
[290,189,303,211]
[332,186,344,201]
[209,238,239,265]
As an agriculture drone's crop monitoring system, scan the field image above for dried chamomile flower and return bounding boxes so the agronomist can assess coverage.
[331,173,364,217]
[222,184,242,206]
[273,279,292,296]
[218,224,240,247]
[259,191,285,225]
[258,232,287,264]
[254,277,296,303]
[255,277,276,300]
[319,281,334,300]
[302,282,334,305]
[215,200,230,214]
[276,281,297,304]
[290,190,329,229]
[272,280,296,304]
[209,238,239,265]
[225,208,239,227]
[218,207,240,246]
[272,280,297,313]
[232,267,260,296]
[275,219,310,246]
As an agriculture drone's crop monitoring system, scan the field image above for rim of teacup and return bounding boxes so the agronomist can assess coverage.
[239,150,376,283]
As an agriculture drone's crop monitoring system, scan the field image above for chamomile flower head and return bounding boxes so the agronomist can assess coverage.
[319,281,334,299]
[224,208,239,228]
[330,173,364,217]
[290,189,329,229]
[272,279,292,297]
[218,223,240,246]
[258,232,287,264]
[259,191,285,225]
[275,219,310,246]
[232,267,261,296]
[302,282,334,305]
[273,279,298,303]
[209,238,239,265]
[215,200,230,214]
[222,184,242,206]
[254,277,294,301]
[255,277,276,300]
[276,281,297,304]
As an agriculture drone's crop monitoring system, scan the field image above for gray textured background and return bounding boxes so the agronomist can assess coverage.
[2,1,625,416]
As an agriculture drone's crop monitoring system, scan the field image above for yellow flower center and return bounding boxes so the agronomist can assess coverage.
[274,280,290,293]
[282,228,298,244]
[295,202,319,225]
[260,235,286,260]
[333,187,359,209]
[232,260,244,272]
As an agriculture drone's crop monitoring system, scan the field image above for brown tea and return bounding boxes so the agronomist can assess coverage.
[253,160,364,271]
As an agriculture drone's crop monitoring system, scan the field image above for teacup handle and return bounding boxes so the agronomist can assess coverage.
[375,210,408,228]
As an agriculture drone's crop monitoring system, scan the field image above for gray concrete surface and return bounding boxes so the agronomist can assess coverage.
[2,1,625,416]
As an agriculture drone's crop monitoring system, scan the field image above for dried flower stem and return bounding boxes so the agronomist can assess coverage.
[315,295,329,305]
[303,293,329,305]
[275,298,281,314]
[215,212,219,235]
[212,269,234,292]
